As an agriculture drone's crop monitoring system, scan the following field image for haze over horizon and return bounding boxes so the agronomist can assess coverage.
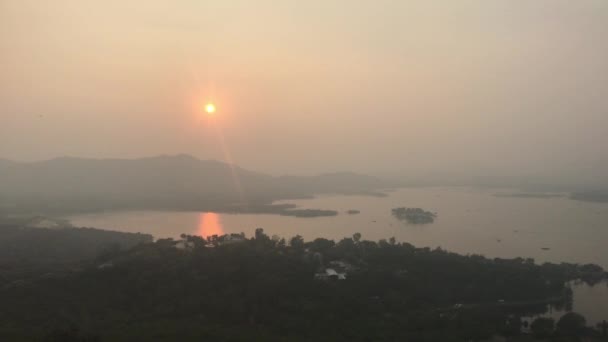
[2,1,607,186]
[4,3,608,340]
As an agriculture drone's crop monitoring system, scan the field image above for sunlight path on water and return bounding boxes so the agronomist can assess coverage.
[197,212,224,238]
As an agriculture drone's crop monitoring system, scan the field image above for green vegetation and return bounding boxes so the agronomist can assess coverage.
[531,317,555,338]
[0,223,152,286]
[392,207,437,224]
[1,225,606,341]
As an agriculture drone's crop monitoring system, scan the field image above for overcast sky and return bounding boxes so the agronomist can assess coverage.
[1,1,607,184]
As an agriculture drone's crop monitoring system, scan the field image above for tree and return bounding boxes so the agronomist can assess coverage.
[255,228,268,241]
[43,327,100,342]
[530,317,554,338]
[208,234,219,247]
[557,312,586,335]
[308,238,335,253]
[353,233,362,243]
[290,235,304,250]
[598,320,608,337]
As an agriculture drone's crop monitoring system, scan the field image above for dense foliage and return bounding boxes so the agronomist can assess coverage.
[0,224,152,286]
[0,227,606,341]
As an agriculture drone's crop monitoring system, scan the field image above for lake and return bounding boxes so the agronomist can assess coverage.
[69,186,608,267]
[68,186,608,325]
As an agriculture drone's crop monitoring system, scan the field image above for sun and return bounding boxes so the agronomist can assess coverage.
[205,103,216,114]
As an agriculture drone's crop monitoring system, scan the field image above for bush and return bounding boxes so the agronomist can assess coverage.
[530,317,554,338]
[557,312,586,336]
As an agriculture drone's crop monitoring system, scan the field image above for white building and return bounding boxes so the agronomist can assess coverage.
[174,240,195,251]
[314,268,347,280]
[221,234,246,245]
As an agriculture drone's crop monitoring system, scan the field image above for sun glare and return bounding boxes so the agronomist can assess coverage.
[205,103,216,114]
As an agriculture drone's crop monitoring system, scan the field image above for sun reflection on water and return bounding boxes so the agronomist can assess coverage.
[197,212,224,238]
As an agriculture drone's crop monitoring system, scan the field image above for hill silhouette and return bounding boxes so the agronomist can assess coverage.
[0,155,396,215]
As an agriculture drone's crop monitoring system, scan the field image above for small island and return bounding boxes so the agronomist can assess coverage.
[392,207,437,224]
[570,190,608,203]
[494,192,564,199]
[346,209,360,215]
[280,209,338,218]
[224,204,339,218]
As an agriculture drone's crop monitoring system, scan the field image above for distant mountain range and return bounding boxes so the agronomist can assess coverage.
[0,155,397,215]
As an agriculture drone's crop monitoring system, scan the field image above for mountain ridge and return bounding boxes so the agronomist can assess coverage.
[0,155,397,215]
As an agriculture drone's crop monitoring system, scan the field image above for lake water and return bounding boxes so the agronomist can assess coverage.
[69,187,608,267]
[68,186,608,325]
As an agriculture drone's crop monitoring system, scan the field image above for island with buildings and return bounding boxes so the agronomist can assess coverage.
[392,207,437,224]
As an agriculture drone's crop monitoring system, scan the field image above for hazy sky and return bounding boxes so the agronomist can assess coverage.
[1,1,607,183]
